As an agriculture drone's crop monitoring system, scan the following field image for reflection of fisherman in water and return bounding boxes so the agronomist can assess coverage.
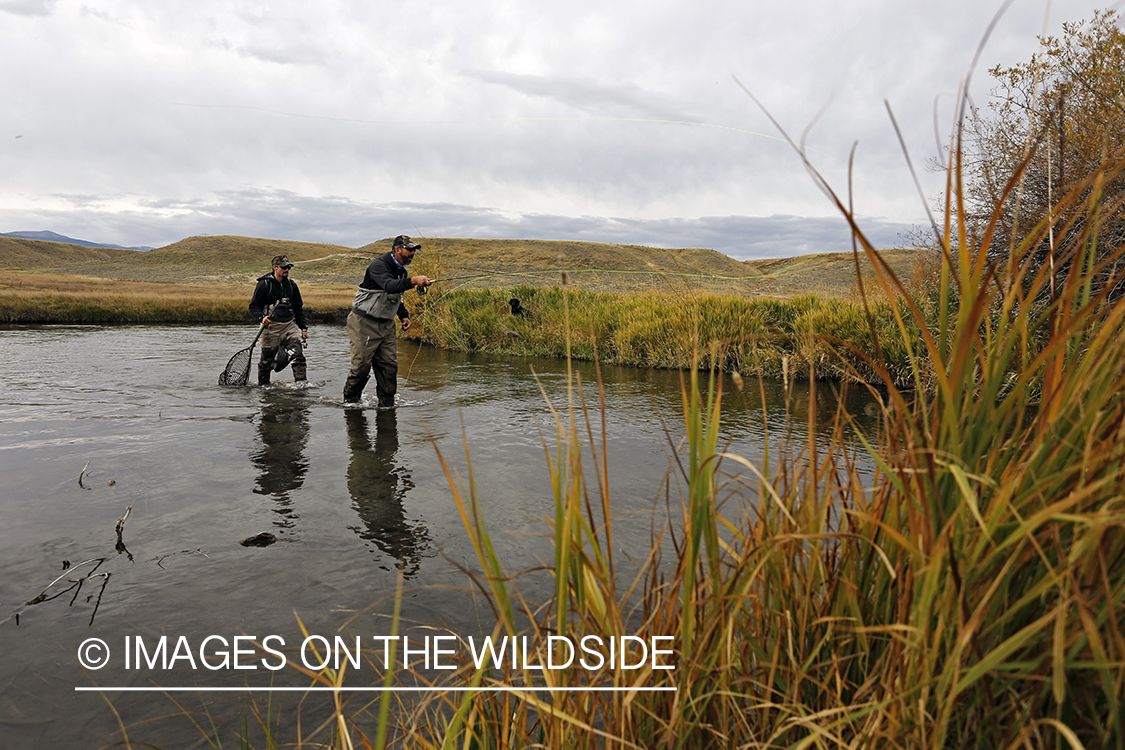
[250,392,310,529]
[345,409,431,577]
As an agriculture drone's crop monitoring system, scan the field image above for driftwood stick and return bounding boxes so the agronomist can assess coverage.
[78,461,90,488]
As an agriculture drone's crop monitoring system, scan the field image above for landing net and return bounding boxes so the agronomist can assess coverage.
[219,347,252,386]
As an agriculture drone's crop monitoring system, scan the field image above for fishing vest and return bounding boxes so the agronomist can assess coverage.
[263,278,296,322]
[352,286,401,321]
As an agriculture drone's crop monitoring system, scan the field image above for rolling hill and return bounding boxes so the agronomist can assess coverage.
[0,230,153,251]
[0,234,928,299]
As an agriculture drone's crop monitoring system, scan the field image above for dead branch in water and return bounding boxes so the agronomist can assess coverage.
[2,558,112,627]
[24,558,105,606]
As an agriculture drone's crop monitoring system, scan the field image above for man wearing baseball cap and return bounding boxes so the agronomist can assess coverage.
[343,236,433,405]
[249,254,309,385]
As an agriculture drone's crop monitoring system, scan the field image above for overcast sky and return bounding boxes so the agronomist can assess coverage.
[0,0,1118,259]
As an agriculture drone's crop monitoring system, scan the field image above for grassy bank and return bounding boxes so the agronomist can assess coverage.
[405,284,925,386]
[0,272,354,324]
[175,179,1125,748]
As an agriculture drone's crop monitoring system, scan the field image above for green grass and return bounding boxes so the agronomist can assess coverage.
[406,284,924,386]
[170,146,1125,746]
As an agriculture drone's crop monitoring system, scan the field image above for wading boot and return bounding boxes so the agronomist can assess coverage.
[343,374,368,403]
[259,347,277,386]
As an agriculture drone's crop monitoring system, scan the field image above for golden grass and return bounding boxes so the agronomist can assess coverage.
[1,233,929,299]
[405,284,922,386]
[0,236,134,268]
[166,63,1125,750]
[0,271,354,324]
[3,266,926,388]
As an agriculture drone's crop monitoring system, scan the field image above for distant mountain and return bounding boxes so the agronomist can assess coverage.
[0,230,153,251]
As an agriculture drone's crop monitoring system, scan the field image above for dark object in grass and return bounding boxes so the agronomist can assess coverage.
[509,298,530,317]
[239,532,277,547]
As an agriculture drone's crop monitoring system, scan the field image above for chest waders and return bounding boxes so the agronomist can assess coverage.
[258,283,307,385]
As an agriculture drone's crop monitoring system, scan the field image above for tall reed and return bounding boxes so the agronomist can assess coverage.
[389,118,1125,750]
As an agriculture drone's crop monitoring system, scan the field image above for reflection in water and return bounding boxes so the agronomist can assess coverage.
[345,409,431,577]
[763,379,887,441]
[250,392,310,529]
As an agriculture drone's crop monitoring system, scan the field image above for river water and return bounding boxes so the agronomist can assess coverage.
[0,324,881,747]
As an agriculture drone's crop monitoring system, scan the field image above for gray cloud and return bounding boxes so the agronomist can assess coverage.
[0,189,913,259]
[463,69,706,122]
[0,0,55,16]
[213,37,327,65]
[0,0,1109,259]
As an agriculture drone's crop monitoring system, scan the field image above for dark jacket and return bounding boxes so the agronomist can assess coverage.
[249,273,307,330]
[356,252,411,321]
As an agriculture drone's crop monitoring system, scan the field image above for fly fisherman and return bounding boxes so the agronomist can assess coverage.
[249,254,309,385]
[344,235,433,405]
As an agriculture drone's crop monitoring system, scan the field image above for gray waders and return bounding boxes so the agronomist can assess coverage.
[344,311,398,407]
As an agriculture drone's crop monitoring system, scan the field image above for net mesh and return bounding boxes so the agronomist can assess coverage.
[219,347,252,386]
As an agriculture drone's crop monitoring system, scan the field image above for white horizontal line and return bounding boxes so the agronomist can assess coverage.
[76,686,677,693]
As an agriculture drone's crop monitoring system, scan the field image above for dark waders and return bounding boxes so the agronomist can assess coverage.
[259,320,307,385]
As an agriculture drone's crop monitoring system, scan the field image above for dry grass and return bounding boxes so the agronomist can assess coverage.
[0,236,134,268]
[405,284,921,385]
[1,234,928,299]
[0,271,354,324]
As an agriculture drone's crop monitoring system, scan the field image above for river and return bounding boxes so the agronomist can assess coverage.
[0,324,882,747]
